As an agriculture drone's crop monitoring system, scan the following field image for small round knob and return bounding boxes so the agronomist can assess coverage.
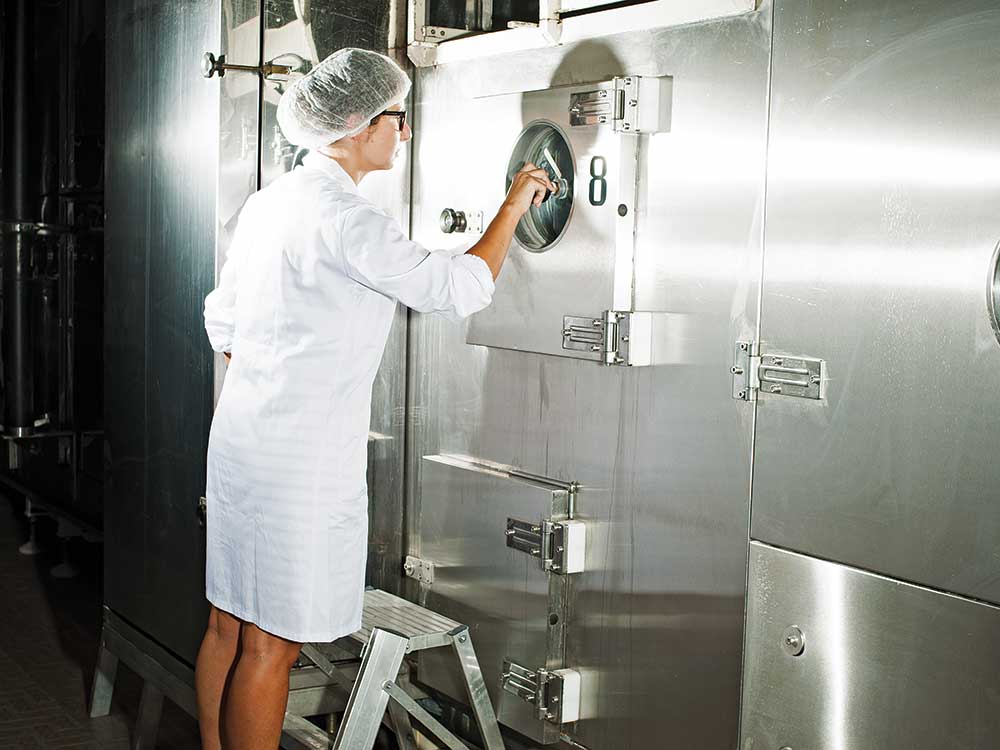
[439,208,467,234]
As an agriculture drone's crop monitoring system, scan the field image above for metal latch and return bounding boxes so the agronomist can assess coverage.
[501,660,582,724]
[563,310,648,366]
[506,518,585,574]
[402,555,435,585]
[732,341,825,401]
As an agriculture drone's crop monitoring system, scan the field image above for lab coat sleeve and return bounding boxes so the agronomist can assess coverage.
[336,203,495,320]
[203,211,250,353]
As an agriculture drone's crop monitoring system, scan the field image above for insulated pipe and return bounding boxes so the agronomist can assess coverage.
[2,0,36,435]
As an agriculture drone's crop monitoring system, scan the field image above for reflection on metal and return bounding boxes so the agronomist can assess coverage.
[751,0,1000,607]
[467,77,672,361]
[742,543,1000,750]
[732,341,825,401]
[989,241,1000,346]
[506,121,575,251]
[417,455,579,743]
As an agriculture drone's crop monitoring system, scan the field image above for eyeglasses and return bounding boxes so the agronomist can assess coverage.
[371,110,407,131]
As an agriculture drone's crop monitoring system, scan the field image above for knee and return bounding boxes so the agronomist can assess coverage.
[239,624,302,670]
[205,606,242,649]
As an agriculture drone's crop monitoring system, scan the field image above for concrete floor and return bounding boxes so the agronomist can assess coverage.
[0,493,202,750]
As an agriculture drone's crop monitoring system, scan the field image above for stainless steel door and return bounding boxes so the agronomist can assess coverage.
[751,0,1000,604]
[105,0,225,663]
[406,5,772,746]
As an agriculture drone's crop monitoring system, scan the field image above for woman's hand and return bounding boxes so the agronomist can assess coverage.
[502,162,558,217]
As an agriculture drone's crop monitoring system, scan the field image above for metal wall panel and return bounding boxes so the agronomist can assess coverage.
[105,0,222,662]
[751,0,1000,604]
[407,5,771,746]
[741,542,1000,750]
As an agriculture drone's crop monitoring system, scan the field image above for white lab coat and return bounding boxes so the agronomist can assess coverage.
[203,152,494,642]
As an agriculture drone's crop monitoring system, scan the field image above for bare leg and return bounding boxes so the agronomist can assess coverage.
[195,605,242,750]
[221,622,303,750]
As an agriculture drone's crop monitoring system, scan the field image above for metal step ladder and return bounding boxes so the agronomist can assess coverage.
[297,589,505,750]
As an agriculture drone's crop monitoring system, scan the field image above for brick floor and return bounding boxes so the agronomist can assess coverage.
[0,493,201,750]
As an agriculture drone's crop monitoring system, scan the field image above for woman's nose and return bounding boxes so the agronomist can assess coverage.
[401,122,412,142]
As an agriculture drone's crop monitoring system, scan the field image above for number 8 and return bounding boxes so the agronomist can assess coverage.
[589,156,607,206]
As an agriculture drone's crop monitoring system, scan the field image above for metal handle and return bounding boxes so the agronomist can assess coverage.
[202,52,305,80]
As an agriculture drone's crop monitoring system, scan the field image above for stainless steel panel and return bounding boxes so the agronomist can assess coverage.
[105,0,222,662]
[752,0,1000,604]
[417,455,573,742]
[465,83,638,360]
[741,542,1000,750]
[407,5,771,746]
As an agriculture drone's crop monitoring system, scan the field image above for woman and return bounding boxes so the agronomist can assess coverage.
[196,48,555,749]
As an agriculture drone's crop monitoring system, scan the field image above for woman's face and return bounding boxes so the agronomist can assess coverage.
[364,99,411,171]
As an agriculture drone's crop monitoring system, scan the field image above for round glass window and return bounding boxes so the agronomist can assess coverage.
[505,121,575,252]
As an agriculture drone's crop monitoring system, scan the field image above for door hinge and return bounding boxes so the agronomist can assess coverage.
[568,76,671,133]
[563,310,653,366]
[505,518,586,574]
[732,341,825,401]
[501,660,582,724]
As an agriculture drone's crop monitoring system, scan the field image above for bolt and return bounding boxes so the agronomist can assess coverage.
[563,329,572,336]
[593,319,602,326]
[740,343,748,351]
[770,385,782,393]
[738,390,747,398]
[591,345,601,352]
[458,635,467,643]
[732,366,744,375]
[382,680,393,689]
[773,357,784,366]
[811,375,821,384]
[622,335,629,343]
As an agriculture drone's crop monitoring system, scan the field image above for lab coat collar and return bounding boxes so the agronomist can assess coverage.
[302,152,359,194]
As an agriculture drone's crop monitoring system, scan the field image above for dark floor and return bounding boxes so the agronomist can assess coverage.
[0,492,202,750]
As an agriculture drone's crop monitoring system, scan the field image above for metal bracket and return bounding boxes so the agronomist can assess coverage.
[402,555,435,585]
[505,518,585,574]
[568,76,672,133]
[201,52,305,80]
[500,660,581,724]
[562,310,645,366]
[733,341,825,401]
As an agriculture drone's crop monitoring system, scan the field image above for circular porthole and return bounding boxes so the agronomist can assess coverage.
[989,241,1000,346]
[505,120,575,252]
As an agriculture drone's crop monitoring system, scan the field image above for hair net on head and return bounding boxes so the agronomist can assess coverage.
[277,48,411,150]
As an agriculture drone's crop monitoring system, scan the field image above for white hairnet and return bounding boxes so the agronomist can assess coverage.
[277,48,411,150]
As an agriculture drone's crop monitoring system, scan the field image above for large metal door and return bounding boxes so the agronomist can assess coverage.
[751,0,1000,609]
[741,1,1000,747]
[105,0,231,662]
[406,5,772,746]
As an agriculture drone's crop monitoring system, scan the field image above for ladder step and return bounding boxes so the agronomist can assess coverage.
[350,590,463,652]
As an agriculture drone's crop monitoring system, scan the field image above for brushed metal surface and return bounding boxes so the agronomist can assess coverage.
[407,6,771,746]
[751,0,1000,604]
[741,542,1000,750]
[465,82,635,360]
[104,0,222,663]
[418,455,573,742]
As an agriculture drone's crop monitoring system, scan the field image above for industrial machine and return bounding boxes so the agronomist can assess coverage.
[99,0,1000,748]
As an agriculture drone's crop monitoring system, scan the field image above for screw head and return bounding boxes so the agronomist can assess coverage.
[781,625,806,657]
